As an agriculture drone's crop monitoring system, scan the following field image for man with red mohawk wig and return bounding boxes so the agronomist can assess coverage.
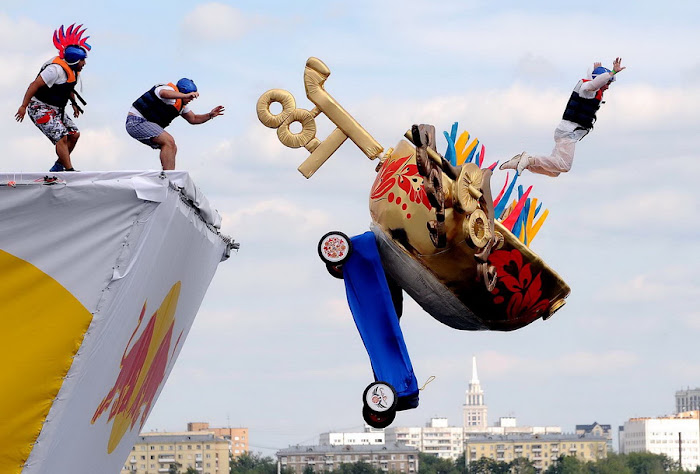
[15,24,91,172]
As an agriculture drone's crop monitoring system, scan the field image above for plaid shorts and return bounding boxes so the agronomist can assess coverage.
[27,99,78,145]
[125,114,165,149]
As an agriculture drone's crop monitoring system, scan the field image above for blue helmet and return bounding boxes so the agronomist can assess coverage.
[176,78,197,94]
[64,45,87,66]
[592,66,615,82]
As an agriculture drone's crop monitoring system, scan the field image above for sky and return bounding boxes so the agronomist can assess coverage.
[2,0,700,457]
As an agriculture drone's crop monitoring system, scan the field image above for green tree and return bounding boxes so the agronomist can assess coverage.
[454,453,466,474]
[466,457,510,474]
[510,457,537,474]
[230,452,279,474]
[588,453,632,474]
[185,468,198,474]
[543,455,587,474]
[336,461,382,474]
[418,452,459,474]
[626,451,675,474]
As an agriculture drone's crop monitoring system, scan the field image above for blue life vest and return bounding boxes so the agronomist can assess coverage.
[132,83,183,128]
[562,79,603,130]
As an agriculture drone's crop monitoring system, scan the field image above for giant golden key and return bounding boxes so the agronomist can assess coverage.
[256,57,383,178]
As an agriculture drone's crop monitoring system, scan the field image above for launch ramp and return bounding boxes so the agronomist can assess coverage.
[0,171,234,474]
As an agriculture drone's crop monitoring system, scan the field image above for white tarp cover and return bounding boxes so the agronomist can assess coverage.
[0,171,232,474]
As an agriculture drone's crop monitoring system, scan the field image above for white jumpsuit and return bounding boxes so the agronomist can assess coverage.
[526,72,613,177]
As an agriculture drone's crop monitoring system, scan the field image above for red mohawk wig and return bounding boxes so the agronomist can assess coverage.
[52,24,92,59]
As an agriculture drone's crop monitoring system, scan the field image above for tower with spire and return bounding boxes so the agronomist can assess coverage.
[463,356,488,432]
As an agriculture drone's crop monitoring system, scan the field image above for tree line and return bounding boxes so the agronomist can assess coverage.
[179,450,700,474]
[421,451,700,474]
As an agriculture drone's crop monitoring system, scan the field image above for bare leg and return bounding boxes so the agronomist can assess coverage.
[151,131,177,170]
[66,131,80,154]
[55,136,73,170]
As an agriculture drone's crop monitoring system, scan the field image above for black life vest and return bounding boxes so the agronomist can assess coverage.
[562,79,603,130]
[132,83,183,128]
[33,57,78,108]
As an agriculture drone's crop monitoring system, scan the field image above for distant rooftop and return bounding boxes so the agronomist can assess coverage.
[277,444,419,455]
[136,432,229,444]
[575,422,611,431]
[464,433,607,442]
[629,410,700,421]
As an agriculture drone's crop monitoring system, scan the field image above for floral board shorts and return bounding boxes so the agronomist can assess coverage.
[27,99,78,145]
[125,114,165,149]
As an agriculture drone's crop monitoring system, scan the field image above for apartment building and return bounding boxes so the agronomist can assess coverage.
[386,418,464,460]
[477,417,562,437]
[188,422,249,457]
[319,427,385,445]
[121,432,230,474]
[576,421,613,453]
[464,433,607,471]
[277,443,419,474]
[620,411,700,471]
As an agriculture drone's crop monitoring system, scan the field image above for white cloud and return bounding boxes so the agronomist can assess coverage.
[0,52,50,89]
[612,85,700,129]
[220,199,330,240]
[203,124,301,166]
[416,348,640,382]
[316,298,353,327]
[579,188,697,230]
[0,15,62,89]
[279,363,368,381]
[477,349,638,377]
[74,127,129,169]
[359,83,700,144]
[181,3,259,42]
[667,362,700,380]
[598,266,700,304]
[0,14,47,52]
[681,312,700,330]
[377,7,698,79]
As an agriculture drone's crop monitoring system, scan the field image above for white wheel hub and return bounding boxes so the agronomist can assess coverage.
[365,383,395,412]
[320,234,350,263]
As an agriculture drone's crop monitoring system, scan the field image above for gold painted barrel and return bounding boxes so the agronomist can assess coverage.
[369,139,570,331]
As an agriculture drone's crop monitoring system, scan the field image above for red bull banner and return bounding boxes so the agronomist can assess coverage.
[0,171,233,474]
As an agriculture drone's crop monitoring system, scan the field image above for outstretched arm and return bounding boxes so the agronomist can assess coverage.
[159,89,199,101]
[583,57,626,92]
[182,105,225,125]
[611,57,625,74]
[15,76,47,122]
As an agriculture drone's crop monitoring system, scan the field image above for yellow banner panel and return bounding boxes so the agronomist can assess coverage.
[0,250,92,474]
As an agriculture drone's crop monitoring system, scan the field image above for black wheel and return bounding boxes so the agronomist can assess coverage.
[326,263,344,279]
[362,405,396,429]
[362,381,397,413]
[318,231,352,266]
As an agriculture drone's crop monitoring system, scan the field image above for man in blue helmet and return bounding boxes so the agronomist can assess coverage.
[125,78,225,170]
[15,24,92,172]
[501,57,625,177]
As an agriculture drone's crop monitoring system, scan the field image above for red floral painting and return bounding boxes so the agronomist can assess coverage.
[370,155,432,211]
[489,248,550,320]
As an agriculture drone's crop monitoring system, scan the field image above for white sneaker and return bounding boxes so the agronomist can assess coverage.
[516,153,531,175]
[500,152,524,171]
